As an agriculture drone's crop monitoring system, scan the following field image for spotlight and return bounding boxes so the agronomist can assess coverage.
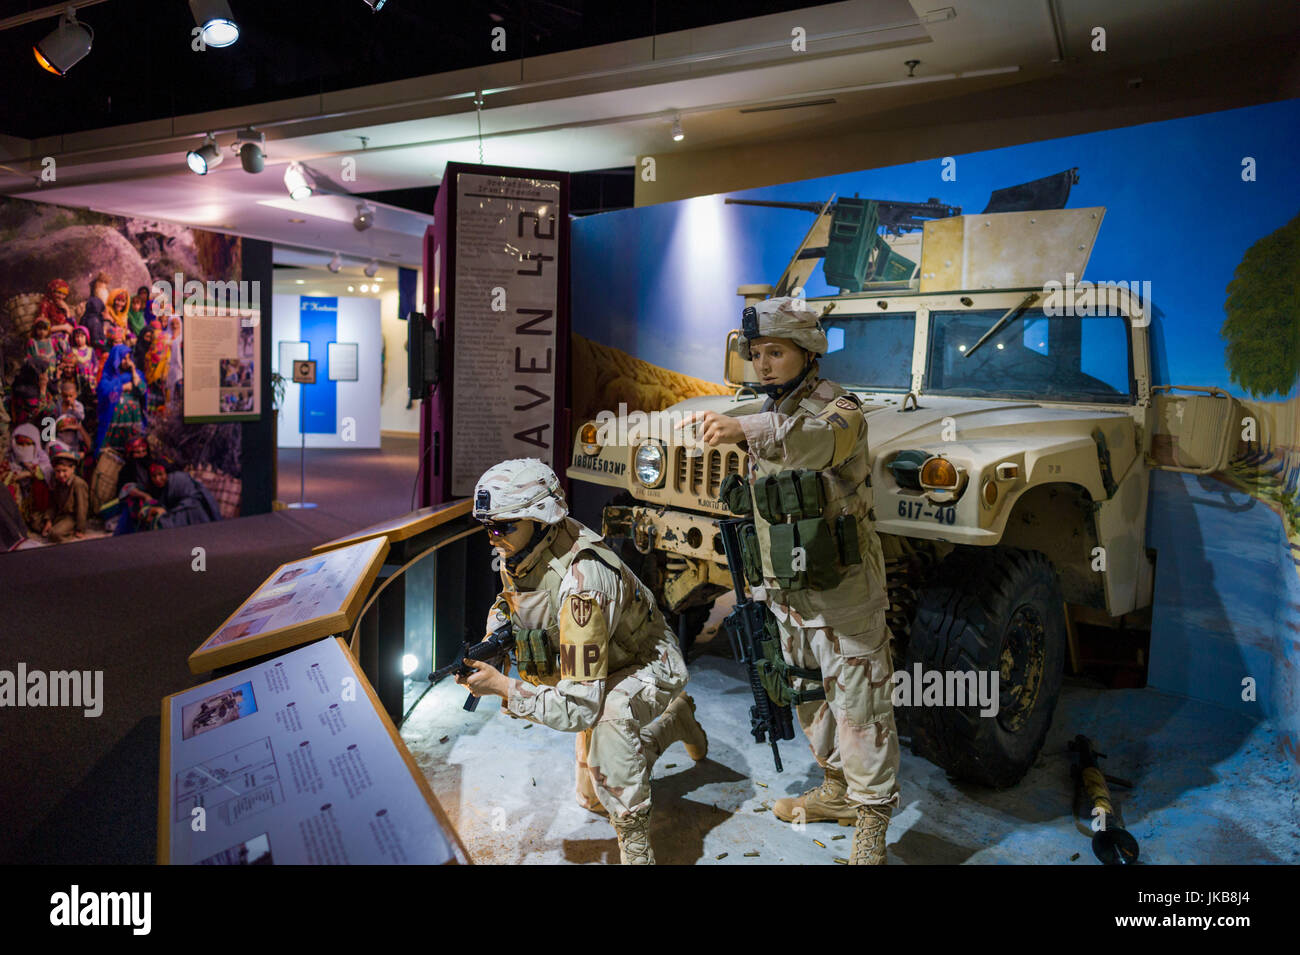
[361,0,388,10]
[186,134,224,175]
[353,203,375,232]
[360,284,370,293]
[364,261,379,278]
[327,253,343,274]
[235,128,264,173]
[34,9,94,76]
[190,0,239,48]
[284,162,313,200]
[671,113,684,142]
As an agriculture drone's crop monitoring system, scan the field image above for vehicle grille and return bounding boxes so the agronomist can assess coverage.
[672,446,747,495]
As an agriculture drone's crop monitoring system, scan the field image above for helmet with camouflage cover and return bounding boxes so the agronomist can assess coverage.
[739,294,830,360]
[473,458,568,525]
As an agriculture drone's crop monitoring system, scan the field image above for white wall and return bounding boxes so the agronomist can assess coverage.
[272,294,382,449]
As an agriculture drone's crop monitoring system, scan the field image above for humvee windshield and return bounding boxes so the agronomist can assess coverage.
[820,312,915,390]
[926,308,1132,403]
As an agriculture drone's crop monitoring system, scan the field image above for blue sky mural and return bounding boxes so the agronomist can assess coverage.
[572,97,1300,400]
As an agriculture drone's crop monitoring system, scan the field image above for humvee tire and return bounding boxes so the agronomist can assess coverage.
[905,548,1066,788]
[666,605,710,658]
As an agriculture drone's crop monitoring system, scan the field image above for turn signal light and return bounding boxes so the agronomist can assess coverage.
[981,477,998,508]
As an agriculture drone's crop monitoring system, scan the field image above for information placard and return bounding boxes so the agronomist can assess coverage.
[160,636,467,865]
[450,172,562,496]
[183,305,262,422]
[328,342,359,381]
[189,537,390,673]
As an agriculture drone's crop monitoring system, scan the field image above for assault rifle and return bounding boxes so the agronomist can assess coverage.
[428,621,514,713]
[718,517,796,772]
[1068,734,1139,865]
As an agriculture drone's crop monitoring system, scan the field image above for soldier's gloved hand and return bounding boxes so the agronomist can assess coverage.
[680,411,744,447]
[456,659,510,699]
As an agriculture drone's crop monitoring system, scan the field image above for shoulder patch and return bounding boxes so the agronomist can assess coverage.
[815,399,865,465]
[569,594,594,627]
[559,592,609,682]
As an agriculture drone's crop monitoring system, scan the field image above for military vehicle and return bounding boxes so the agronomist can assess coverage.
[567,170,1240,788]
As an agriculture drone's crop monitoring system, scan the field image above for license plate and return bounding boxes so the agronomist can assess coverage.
[897,500,957,525]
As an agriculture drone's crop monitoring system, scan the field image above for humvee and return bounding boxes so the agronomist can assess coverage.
[567,173,1239,787]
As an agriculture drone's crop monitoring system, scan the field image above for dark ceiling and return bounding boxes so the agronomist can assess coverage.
[0,0,831,139]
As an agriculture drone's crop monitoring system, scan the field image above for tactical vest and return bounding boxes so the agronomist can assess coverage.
[741,377,878,594]
[501,520,669,685]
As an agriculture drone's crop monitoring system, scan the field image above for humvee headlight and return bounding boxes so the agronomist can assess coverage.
[920,456,959,490]
[634,443,665,488]
[580,423,600,456]
[920,454,967,505]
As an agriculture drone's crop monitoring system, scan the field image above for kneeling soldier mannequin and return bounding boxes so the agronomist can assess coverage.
[687,296,900,865]
[457,458,708,864]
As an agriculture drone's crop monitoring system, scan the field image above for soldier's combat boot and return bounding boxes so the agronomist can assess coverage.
[849,805,891,865]
[772,768,857,826]
[667,693,709,761]
[641,692,709,764]
[612,810,655,865]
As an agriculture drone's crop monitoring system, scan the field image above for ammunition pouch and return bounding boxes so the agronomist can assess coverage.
[513,627,557,678]
[764,515,861,592]
[753,468,826,522]
[756,611,825,706]
[718,472,753,515]
[737,521,764,587]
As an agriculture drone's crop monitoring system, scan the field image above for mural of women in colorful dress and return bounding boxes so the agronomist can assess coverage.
[94,345,147,454]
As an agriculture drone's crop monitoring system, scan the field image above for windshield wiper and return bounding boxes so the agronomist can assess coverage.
[962,292,1040,361]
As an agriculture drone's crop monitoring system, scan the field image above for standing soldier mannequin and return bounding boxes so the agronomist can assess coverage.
[456,458,709,864]
[687,296,900,865]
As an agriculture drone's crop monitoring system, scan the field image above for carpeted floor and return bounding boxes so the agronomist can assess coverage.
[0,434,419,864]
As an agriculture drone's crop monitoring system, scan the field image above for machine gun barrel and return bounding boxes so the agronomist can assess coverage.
[723,196,962,233]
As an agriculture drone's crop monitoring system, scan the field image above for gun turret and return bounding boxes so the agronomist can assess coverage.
[724,197,961,234]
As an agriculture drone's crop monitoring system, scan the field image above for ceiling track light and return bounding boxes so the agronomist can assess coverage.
[327,253,343,274]
[234,127,265,173]
[185,133,223,175]
[190,0,239,48]
[671,113,684,142]
[283,161,314,200]
[363,260,379,278]
[34,7,94,76]
[353,202,376,232]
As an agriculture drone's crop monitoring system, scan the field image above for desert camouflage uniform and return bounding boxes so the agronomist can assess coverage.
[488,515,690,819]
[738,370,901,810]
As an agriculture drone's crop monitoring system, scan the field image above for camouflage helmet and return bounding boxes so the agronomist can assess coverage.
[739,295,829,360]
[473,458,568,525]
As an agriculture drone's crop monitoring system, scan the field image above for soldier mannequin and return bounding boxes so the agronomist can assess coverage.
[687,295,900,865]
[457,458,708,864]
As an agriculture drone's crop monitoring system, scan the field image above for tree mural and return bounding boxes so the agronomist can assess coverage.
[1221,211,1300,399]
